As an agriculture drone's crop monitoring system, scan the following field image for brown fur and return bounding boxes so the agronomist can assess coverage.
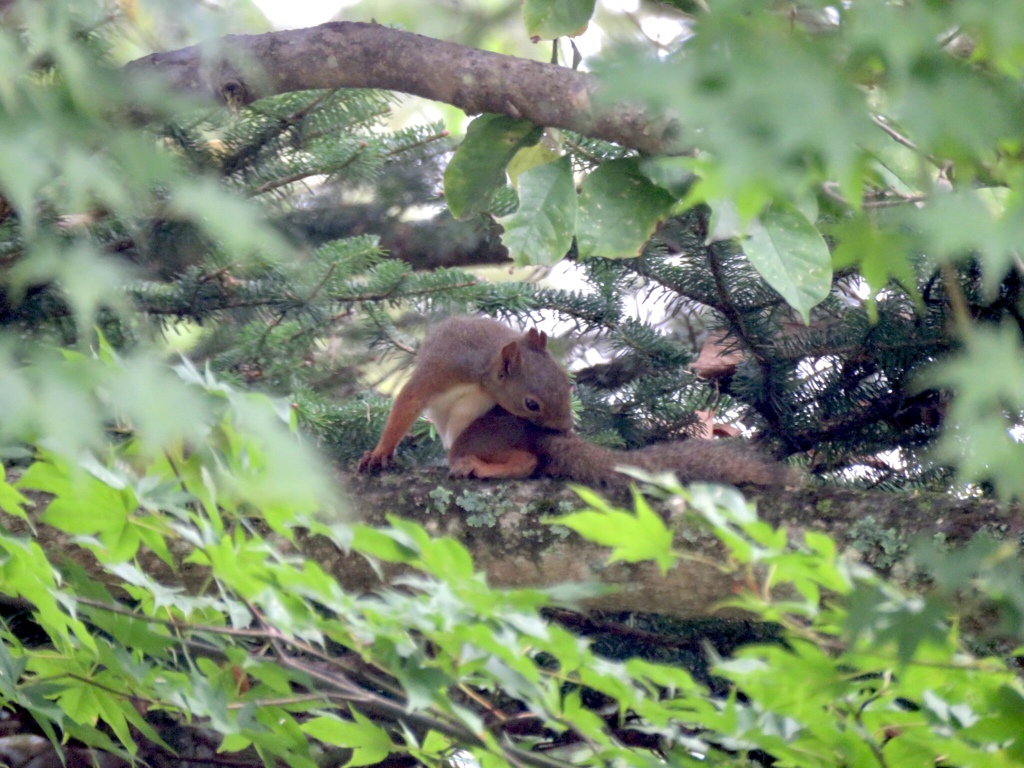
[450,406,792,489]
[534,431,791,489]
[358,316,573,473]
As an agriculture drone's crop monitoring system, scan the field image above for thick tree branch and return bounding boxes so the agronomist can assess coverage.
[124,21,679,155]
[10,467,1021,619]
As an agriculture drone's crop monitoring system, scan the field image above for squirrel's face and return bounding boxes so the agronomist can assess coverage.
[513,382,573,432]
[494,358,573,431]
[488,329,574,432]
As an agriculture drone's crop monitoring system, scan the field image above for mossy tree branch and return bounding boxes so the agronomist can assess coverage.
[10,467,1019,619]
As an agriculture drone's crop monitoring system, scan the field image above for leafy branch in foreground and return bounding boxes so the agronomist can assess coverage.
[557,479,1024,766]
[2,367,1021,768]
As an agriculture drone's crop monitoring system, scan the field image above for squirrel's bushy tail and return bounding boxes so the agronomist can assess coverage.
[535,433,792,490]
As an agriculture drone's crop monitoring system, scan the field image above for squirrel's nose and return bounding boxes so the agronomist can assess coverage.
[554,412,574,432]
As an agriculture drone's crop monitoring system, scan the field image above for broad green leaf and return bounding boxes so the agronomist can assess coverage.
[170,179,291,262]
[30,243,131,329]
[37,482,128,536]
[449,703,485,736]
[883,734,940,768]
[0,477,31,520]
[218,734,253,753]
[576,158,676,259]
[103,522,143,563]
[0,534,95,650]
[550,490,675,573]
[407,731,454,768]
[742,201,832,323]
[639,156,694,198]
[547,510,624,545]
[560,690,611,743]
[497,157,577,265]
[0,129,49,233]
[595,11,875,201]
[875,596,951,666]
[454,623,542,685]
[830,215,919,321]
[523,0,596,40]
[911,190,1024,294]
[93,689,135,754]
[443,115,543,219]
[82,606,176,657]
[417,536,474,581]
[57,683,102,725]
[102,355,214,453]
[351,525,418,563]
[300,712,392,766]
[926,323,1024,499]
[506,141,561,186]
[866,141,924,198]
[625,658,700,693]
[19,459,136,546]
[394,665,451,711]
[706,197,743,242]
[0,642,29,698]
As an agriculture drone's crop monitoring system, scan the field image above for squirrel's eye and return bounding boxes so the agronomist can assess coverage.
[525,398,540,412]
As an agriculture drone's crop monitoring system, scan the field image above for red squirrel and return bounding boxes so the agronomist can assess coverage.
[358,315,790,488]
[357,315,574,473]
[448,406,791,489]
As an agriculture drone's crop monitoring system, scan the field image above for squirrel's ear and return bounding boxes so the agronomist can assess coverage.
[500,340,523,375]
[525,327,548,351]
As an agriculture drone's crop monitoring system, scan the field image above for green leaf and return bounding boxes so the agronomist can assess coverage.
[102,355,214,453]
[497,157,577,265]
[170,179,291,262]
[443,115,543,219]
[52,245,130,329]
[560,689,611,743]
[218,733,253,754]
[37,480,128,536]
[880,597,952,667]
[639,156,695,198]
[830,215,919,321]
[418,730,451,757]
[93,689,135,753]
[576,158,676,259]
[742,200,832,323]
[594,12,875,201]
[300,712,392,767]
[911,190,1024,294]
[550,490,675,573]
[393,665,451,711]
[925,323,1024,498]
[0,642,29,698]
[57,683,102,725]
[0,476,32,520]
[506,142,561,186]
[351,525,418,563]
[0,127,50,234]
[426,538,475,580]
[625,658,700,694]
[523,0,596,40]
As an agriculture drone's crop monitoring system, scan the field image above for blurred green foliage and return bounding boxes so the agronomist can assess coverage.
[0,2,1022,768]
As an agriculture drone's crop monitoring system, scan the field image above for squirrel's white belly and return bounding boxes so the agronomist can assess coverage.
[425,384,496,449]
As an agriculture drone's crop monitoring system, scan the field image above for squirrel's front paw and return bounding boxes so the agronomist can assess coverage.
[357,450,391,474]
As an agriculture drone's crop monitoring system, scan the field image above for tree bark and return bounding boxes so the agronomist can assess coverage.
[124,21,679,155]
[10,467,1021,619]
